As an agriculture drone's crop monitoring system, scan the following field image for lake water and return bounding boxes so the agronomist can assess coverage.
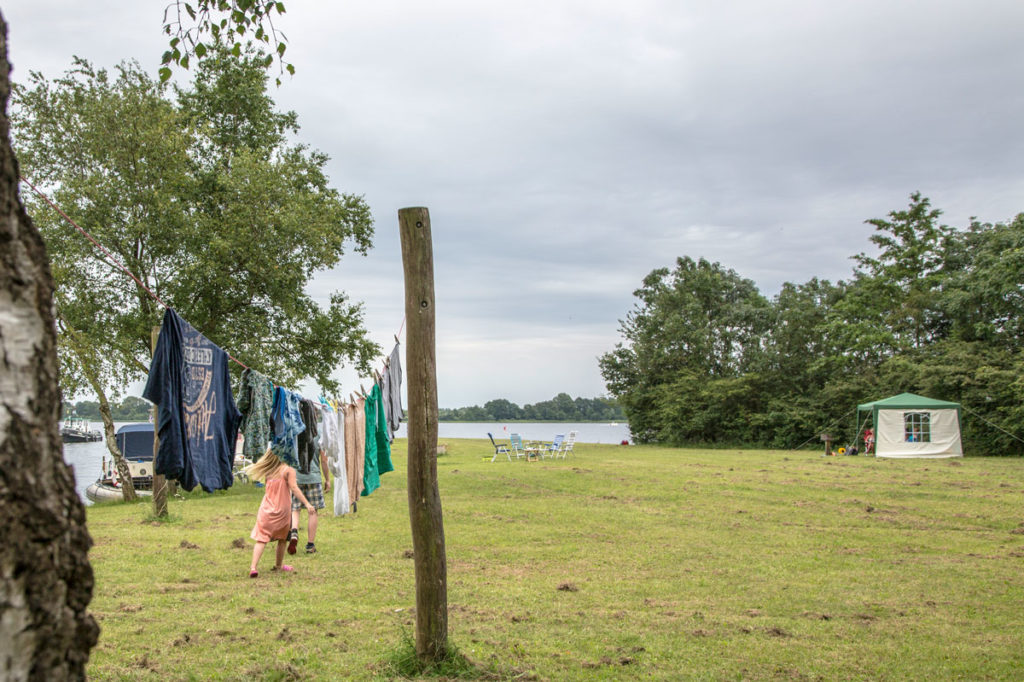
[63,420,632,504]
[395,421,632,445]
[61,421,134,506]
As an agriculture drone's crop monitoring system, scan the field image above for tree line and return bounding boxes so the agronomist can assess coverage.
[438,394,624,422]
[63,397,151,422]
[600,194,1024,455]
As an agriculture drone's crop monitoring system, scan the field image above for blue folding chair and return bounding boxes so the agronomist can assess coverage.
[488,432,511,462]
[540,434,565,459]
[510,433,528,460]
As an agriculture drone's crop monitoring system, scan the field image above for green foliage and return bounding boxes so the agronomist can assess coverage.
[13,51,378,404]
[602,194,1024,454]
[161,1,295,86]
[63,397,152,421]
[438,394,625,422]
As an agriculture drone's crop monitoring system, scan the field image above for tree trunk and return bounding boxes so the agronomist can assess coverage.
[98,391,137,501]
[398,207,448,662]
[0,11,99,680]
[58,319,138,501]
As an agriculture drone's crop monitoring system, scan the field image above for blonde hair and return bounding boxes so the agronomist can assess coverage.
[243,448,287,483]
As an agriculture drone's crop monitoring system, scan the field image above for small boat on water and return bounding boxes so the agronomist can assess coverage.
[85,423,154,502]
[61,415,102,443]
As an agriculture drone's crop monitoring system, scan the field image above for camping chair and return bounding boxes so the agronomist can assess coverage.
[555,431,577,459]
[510,433,528,460]
[540,434,565,459]
[488,432,511,462]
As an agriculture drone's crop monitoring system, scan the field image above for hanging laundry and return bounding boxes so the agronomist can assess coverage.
[319,403,350,516]
[346,397,365,504]
[236,368,275,460]
[381,343,404,440]
[269,386,304,467]
[143,308,241,492]
[297,398,320,474]
[361,382,394,497]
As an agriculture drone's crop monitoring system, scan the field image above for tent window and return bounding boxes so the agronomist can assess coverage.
[904,412,930,442]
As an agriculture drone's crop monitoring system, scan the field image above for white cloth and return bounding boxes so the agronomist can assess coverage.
[320,403,350,515]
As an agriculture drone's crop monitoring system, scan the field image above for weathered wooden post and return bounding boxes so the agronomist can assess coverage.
[398,206,448,661]
[151,325,168,517]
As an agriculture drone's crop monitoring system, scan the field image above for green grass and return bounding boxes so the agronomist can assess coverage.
[84,441,1024,680]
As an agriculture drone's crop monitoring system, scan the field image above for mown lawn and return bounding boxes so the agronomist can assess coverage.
[82,440,1024,680]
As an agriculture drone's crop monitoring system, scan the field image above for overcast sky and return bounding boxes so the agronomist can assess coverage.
[6,1,1024,407]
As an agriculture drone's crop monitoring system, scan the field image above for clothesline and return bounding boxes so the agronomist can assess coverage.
[20,174,402,397]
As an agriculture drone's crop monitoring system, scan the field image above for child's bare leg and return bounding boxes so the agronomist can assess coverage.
[250,541,267,572]
[275,538,286,567]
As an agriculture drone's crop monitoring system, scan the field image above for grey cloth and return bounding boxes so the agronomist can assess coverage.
[382,343,403,438]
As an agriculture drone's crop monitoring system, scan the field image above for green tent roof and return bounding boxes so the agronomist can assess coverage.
[857,392,961,412]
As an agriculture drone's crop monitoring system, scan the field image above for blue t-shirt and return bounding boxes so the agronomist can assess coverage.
[143,308,242,492]
[269,386,304,467]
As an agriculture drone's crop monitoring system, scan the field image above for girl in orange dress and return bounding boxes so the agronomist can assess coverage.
[245,448,313,577]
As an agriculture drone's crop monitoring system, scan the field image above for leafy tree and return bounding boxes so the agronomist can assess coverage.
[13,50,379,498]
[600,257,770,443]
[483,398,519,420]
[942,214,1024,350]
[115,396,153,420]
[828,193,952,364]
[161,1,294,85]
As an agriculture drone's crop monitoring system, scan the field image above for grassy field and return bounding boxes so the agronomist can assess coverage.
[82,440,1024,680]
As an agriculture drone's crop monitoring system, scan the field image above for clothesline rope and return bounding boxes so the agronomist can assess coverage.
[20,175,172,310]
[20,175,404,388]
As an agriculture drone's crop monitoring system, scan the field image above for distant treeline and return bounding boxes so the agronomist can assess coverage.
[439,394,624,422]
[601,194,1024,455]
[63,397,151,422]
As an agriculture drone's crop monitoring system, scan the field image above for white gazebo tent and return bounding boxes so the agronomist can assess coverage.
[857,392,963,458]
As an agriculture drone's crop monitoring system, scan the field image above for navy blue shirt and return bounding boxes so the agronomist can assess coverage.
[143,308,242,492]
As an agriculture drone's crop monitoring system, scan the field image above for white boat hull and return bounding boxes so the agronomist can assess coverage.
[85,481,152,503]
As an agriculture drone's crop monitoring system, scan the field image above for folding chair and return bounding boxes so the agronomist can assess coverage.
[488,432,511,462]
[510,433,529,460]
[555,431,577,459]
[540,434,565,459]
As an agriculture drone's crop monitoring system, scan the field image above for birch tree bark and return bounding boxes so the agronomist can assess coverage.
[0,11,99,679]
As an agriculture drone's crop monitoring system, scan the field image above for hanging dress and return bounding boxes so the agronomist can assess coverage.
[344,399,364,505]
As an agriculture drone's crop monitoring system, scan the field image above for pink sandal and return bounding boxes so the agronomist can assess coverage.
[249,570,258,578]
[273,564,294,572]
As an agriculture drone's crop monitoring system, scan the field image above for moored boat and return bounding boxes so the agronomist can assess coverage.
[85,423,154,502]
[61,415,102,443]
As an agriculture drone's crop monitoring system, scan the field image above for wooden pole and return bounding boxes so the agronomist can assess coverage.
[151,326,168,517]
[398,206,448,661]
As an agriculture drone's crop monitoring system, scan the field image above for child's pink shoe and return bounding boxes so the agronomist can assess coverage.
[273,564,294,572]
[249,570,258,578]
